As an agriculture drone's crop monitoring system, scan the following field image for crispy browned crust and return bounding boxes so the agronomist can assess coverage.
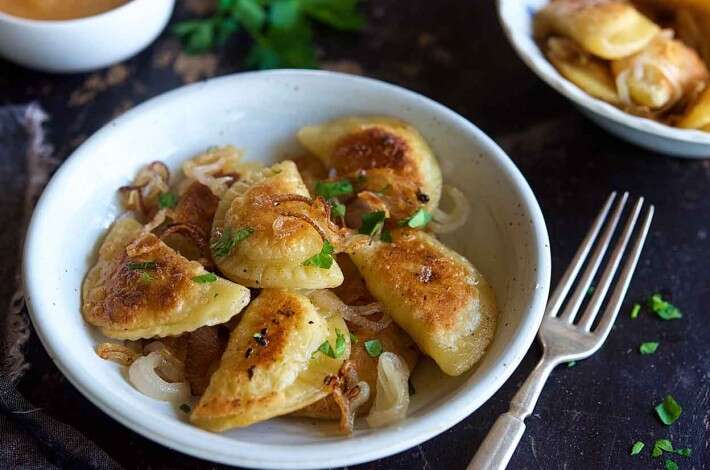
[172,182,219,236]
[192,290,310,418]
[331,127,420,183]
[83,233,194,330]
[366,229,477,332]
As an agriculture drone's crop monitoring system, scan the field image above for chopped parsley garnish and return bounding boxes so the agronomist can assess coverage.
[648,294,682,320]
[655,395,682,426]
[212,227,254,258]
[139,272,154,283]
[179,403,191,413]
[313,329,346,359]
[158,191,178,209]
[630,303,641,319]
[653,439,674,457]
[639,342,659,355]
[399,207,432,228]
[330,200,346,219]
[349,332,358,344]
[630,441,644,455]
[567,361,577,368]
[380,228,393,243]
[587,286,595,296]
[364,339,383,358]
[173,0,364,69]
[665,459,678,470]
[192,272,218,283]
[315,180,353,199]
[675,448,691,457]
[127,261,157,270]
[359,211,387,239]
[303,240,334,269]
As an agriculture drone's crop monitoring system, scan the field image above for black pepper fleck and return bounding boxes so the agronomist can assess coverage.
[247,366,255,380]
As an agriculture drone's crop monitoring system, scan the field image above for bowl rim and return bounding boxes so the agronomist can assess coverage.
[0,0,163,27]
[22,69,551,469]
[496,0,710,147]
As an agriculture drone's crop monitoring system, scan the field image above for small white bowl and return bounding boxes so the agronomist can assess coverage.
[498,0,710,158]
[0,0,174,73]
[23,70,551,469]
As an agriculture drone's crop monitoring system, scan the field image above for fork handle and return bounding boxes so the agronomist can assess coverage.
[466,356,557,470]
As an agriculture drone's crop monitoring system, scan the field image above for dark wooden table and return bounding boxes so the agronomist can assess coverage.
[3,1,709,469]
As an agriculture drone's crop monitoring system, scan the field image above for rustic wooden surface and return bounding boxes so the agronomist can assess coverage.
[2,0,709,468]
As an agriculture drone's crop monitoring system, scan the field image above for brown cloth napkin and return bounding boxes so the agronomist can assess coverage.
[0,103,121,470]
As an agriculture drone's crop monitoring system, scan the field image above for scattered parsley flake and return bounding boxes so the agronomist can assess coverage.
[359,211,386,239]
[158,191,178,209]
[587,286,595,295]
[648,294,682,320]
[349,332,358,344]
[653,439,674,457]
[675,448,691,457]
[192,272,218,283]
[639,341,659,355]
[364,339,383,358]
[665,459,678,470]
[179,403,191,414]
[303,240,334,269]
[127,261,156,270]
[630,441,644,455]
[567,361,576,368]
[380,228,393,243]
[212,227,254,258]
[630,303,641,319]
[334,329,346,358]
[655,395,682,426]
[315,180,353,199]
[399,207,432,228]
[330,200,346,219]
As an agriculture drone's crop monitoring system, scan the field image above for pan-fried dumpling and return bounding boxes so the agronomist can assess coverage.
[82,218,250,340]
[535,0,659,60]
[350,229,497,376]
[545,37,620,104]
[297,116,443,213]
[211,160,344,288]
[611,32,709,113]
[190,289,350,431]
[677,85,710,130]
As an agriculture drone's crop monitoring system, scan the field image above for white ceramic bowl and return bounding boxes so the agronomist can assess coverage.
[0,0,174,73]
[23,70,551,469]
[498,0,710,158]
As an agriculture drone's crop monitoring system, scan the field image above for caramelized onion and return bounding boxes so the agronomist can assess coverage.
[96,342,138,366]
[308,290,391,332]
[366,352,410,428]
[143,341,186,383]
[431,185,470,234]
[183,147,243,196]
[128,352,190,403]
[328,361,371,434]
[118,161,170,217]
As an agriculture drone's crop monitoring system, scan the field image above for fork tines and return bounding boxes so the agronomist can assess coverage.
[545,192,654,339]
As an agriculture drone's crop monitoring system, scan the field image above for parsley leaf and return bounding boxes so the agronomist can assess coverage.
[158,192,178,209]
[315,180,353,199]
[675,448,691,457]
[640,342,659,355]
[349,332,358,343]
[630,303,641,319]
[364,339,383,358]
[655,395,682,426]
[192,272,218,283]
[303,240,334,269]
[313,329,346,359]
[653,439,674,457]
[630,441,644,455]
[127,261,156,270]
[648,294,682,320]
[212,227,254,258]
[665,459,678,470]
[400,207,432,228]
[330,200,346,219]
[380,228,393,243]
[359,210,386,239]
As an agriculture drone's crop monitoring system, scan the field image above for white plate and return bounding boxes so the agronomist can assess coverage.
[498,0,710,158]
[23,70,551,469]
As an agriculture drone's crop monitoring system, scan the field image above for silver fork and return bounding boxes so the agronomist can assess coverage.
[467,192,654,470]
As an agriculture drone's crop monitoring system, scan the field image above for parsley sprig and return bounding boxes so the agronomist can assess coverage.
[211,227,254,258]
[173,0,365,69]
[303,240,335,269]
[313,328,346,359]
